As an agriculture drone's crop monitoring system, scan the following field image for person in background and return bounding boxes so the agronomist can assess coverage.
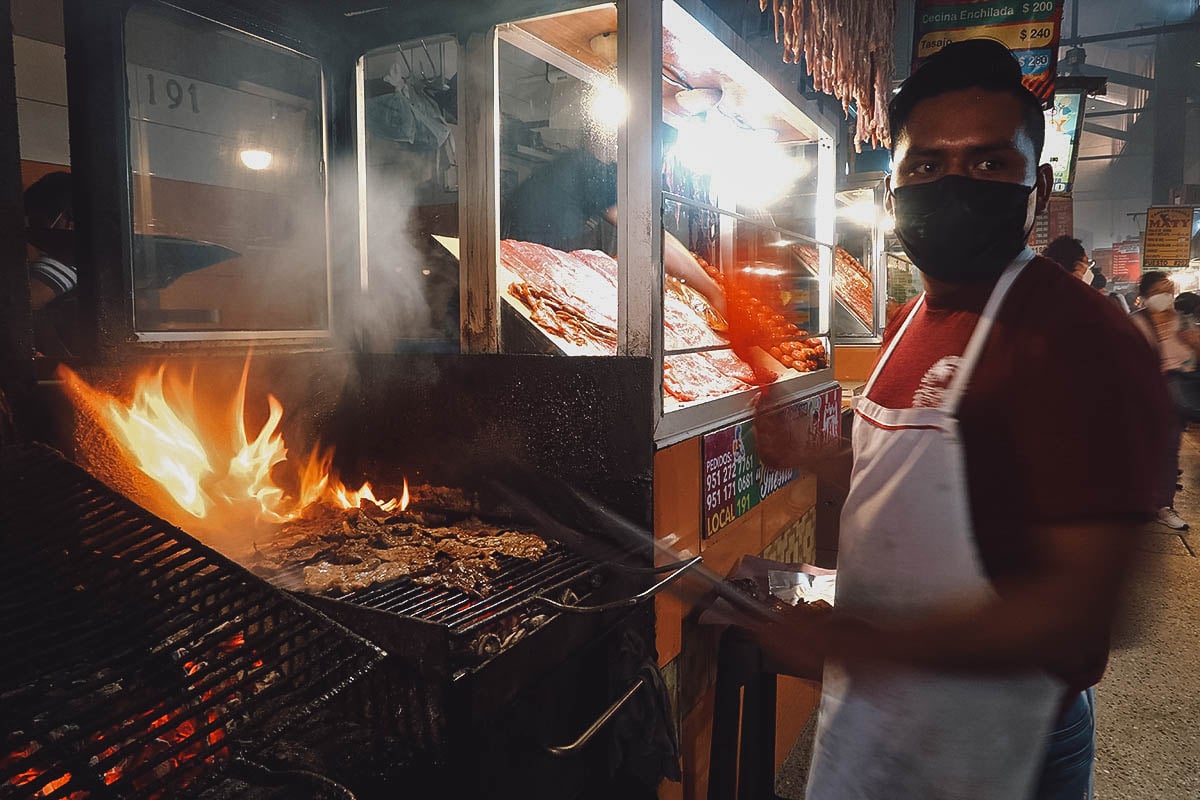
[754,39,1167,800]
[23,171,87,358]
[1091,271,1132,313]
[1042,235,1093,284]
[502,149,724,310]
[1131,273,1200,531]
[1174,291,1200,328]
[24,171,76,311]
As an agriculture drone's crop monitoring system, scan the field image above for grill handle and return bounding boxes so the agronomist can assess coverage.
[532,555,703,615]
[545,676,646,757]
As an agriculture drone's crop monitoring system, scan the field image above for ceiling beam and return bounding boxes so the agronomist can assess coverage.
[1086,106,1148,118]
[1072,65,1154,91]
[1083,122,1129,141]
[1060,20,1199,46]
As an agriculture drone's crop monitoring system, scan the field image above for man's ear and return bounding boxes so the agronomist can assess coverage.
[1035,163,1053,214]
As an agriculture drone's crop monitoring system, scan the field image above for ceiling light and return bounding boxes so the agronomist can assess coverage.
[588,81,626,128]
[588,32,617,64]
[674,88,722,115]
[239,149,273,170]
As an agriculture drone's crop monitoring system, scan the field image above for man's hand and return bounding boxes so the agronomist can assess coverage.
[663,232,726,314]
[750,600,835,681]
[810,520,1138,676]
[753,394,812,469]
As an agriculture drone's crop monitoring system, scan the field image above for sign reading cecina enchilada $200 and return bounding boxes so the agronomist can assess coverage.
[701,387,842,539]
[912,0,1065,103]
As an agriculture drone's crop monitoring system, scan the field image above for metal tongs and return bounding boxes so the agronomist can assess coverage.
[487,470,783,626]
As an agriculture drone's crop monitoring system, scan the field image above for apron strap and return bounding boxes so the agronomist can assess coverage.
[863,294,927,396]
[941,249,1035,415]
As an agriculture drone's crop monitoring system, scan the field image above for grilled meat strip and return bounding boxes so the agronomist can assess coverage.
[253,505,548,597]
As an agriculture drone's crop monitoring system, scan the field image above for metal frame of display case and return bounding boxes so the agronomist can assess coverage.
[834,172,889,345]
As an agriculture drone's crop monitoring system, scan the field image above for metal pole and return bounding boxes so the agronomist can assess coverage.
[1060,20,1198,47]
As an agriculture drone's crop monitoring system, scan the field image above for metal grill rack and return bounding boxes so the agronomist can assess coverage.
[0,445,385,800]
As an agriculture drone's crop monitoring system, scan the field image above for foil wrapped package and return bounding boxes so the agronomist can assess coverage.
[768,568,837,607]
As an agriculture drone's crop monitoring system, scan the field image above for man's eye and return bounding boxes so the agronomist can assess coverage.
[976,159,1002,171]
[909,163,937,175]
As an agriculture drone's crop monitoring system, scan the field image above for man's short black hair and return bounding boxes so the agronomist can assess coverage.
[1139,271,1169,297]
[889,39,1046,161]
[1175,291,1200,315]
[24,171,73,229]
[1042,236,1086,272]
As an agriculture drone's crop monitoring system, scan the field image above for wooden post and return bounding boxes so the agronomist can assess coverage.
[459,28,501,353]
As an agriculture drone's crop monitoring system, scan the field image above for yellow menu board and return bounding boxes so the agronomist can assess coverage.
[1143,206,1195,270]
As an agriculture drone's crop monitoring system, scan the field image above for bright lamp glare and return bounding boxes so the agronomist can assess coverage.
[671,115,801,208]
[239,149,273,170]
[589,82,627,129]
[839,200,877,227]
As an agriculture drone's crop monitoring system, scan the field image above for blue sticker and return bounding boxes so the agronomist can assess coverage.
[1016,49,1053,76]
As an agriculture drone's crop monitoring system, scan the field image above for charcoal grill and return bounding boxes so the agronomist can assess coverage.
[263,504,696,799]
[0,445,386,800]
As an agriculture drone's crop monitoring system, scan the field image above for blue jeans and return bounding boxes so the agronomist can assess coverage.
[1034,687,1095,800]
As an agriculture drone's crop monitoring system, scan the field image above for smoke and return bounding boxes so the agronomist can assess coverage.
[324,153,453,352]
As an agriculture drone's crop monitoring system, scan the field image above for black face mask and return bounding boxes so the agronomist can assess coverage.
[891,175,1035,284]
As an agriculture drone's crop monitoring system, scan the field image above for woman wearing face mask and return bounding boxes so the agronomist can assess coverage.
[1131,272,1200,530]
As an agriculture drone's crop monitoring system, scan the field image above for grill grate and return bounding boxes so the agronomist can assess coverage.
[342,549,594,632]
[0,445,386,800]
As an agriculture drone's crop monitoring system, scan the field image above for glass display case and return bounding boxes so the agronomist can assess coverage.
[358,37,461,351]
[93,0,836,442]
[125,3,329,338]
[833,179,887,342]
[457,0,838,442]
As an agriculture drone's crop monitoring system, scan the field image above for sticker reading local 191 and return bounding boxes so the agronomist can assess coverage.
[701,388,842,539]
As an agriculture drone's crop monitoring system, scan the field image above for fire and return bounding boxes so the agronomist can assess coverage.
[58,359,407,539]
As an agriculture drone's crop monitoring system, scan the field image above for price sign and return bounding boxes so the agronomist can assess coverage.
[1143,206,1196,270]
[1111,240,1142,282]
[912,0,1064,102]
[701,386,841,539]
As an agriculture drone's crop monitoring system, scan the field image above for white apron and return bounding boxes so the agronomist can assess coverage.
[807,253,1064,800]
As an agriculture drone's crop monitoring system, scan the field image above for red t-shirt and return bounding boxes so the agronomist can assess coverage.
[866,255,1168,691]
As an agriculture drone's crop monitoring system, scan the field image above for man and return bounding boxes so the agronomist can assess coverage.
[1042,235,1093,283]
[23,171,85,357]
[757,40,1167,799]
[24,171,76,311]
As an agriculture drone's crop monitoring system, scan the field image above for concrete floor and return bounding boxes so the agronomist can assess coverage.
[774,429,1200,799]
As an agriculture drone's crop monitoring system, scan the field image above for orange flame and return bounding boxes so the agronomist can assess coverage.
[58,360,404,537]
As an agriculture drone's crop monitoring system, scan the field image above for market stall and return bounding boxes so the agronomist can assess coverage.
[6,0,843,796]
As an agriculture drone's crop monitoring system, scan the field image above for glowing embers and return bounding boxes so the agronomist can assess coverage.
[59,357,405,539]
[1,633,264,799]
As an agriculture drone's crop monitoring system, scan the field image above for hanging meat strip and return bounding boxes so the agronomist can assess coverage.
[760,0,895,150]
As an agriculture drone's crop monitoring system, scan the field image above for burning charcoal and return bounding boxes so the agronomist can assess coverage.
[46,725,79,743]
